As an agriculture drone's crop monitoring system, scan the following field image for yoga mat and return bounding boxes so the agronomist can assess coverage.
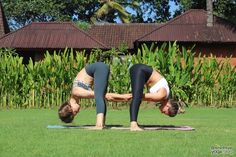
[47,124,195,131]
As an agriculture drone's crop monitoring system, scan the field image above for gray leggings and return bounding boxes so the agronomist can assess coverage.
[85,62,110,115]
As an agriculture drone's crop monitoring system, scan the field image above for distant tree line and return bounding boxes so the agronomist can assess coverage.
[2,0,236,30]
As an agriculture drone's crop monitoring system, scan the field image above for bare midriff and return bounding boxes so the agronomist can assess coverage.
[146,70,163,88]
[75,68,94,86]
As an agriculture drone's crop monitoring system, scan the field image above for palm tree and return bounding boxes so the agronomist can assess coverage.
[91,0,132,23]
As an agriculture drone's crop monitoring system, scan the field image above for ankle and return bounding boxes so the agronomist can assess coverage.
[130,121,143,131]
[130,121,139,127]
[96,113,105,127]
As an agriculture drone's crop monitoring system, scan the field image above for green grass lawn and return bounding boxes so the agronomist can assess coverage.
[0,107,235,157]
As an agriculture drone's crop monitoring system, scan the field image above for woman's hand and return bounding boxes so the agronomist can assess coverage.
[121,93,132,101]
[105,93,132,102]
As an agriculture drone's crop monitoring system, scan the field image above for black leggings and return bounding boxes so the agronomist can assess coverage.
[85,62,110,115]
[129,64,153,121]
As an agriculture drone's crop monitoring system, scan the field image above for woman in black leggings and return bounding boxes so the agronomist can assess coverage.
[58,62,131,129]
[129,64,179,131]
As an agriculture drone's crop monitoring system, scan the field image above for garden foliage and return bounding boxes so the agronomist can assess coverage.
[0,42,235,108]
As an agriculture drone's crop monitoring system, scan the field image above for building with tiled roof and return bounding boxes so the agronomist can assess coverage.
[87,23,163,50]
[0,22,107,49]
[137,9,236,43]
[0,22,107,62]
[136,9,236,65]
[0,6,235,65]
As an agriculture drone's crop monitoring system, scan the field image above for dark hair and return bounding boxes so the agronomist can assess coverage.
[168,100,179,117]
[58,101,74,123]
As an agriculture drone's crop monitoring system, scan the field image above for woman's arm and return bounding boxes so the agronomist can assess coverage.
[142,88,167,102]
[71,87,132,101]
[71,87,95,99]
[105,93,132,102]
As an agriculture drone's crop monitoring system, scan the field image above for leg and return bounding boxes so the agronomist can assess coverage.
[93,62,110,128]
[129,64,152,131]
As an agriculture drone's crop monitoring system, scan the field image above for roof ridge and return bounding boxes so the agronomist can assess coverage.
[0,22,107,48]
[0,21,75,40]
[0,22,32,40]
[93,23,163,26]
[69,22,107,48]
[31,21,107,48]
[136,9,206,41]
[31,21,73,24]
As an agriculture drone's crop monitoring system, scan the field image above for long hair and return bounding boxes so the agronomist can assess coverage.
[168,99,186,117]
[58,101,74,123]
[168,99,180,117]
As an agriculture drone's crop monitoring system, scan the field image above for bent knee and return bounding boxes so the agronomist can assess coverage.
[100,63,110,74]
[130,64,142,75]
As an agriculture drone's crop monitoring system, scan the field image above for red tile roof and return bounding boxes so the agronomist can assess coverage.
[87,23,163,49]
[0,9,235,52]
[0,22,107,49]
[137,9,236,43]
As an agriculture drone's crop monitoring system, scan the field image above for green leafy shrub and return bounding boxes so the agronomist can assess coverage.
[0,43,235,109]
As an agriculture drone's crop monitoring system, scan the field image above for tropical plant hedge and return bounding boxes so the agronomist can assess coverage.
[0,42,235,109]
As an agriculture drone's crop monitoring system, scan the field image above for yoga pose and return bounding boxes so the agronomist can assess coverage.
[58,62,131,129]
[129,63,179,131]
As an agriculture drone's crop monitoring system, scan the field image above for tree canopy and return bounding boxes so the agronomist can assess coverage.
[2,0,235,30]
[2,0,97,30]
[172,0,236,23]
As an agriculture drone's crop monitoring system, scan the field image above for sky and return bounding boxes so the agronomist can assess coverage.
[169,1,179,16]
[116,1,179,23]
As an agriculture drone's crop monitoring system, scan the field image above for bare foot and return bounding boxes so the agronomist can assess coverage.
[130,126,144,131]
[91,125,104,130]
[96,113,105,128]
[130,121,144,131]
[86,126,104,130]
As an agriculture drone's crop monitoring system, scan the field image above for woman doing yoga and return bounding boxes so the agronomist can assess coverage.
[129,64,179,131]
[58,62,131,129]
